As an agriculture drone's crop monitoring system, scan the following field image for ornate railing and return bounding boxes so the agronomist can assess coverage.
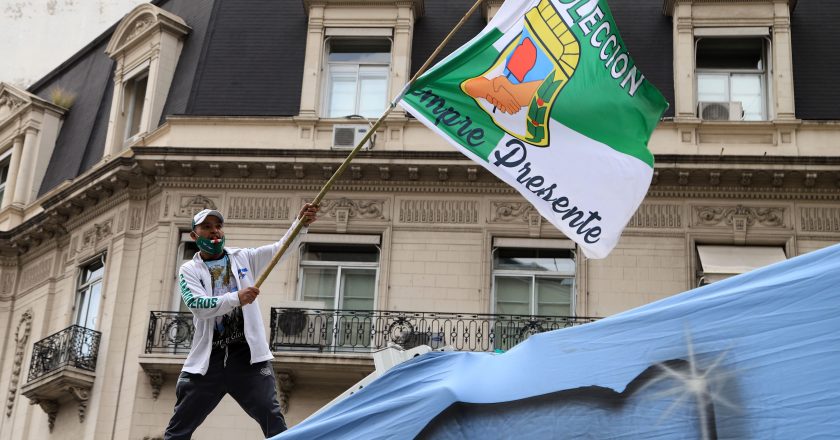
[145,311,195,354]
[27,325,102,382]
[270,308,599,353]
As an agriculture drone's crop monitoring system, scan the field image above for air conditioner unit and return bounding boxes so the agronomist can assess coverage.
[332,125,372,150]
[698,101,743,121]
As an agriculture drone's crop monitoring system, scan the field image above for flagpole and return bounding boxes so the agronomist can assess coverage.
[254,0,486,288]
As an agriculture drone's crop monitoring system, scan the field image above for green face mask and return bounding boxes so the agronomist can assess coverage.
[196,236,225,255]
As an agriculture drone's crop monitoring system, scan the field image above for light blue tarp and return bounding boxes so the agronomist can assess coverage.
[274,244,840,439]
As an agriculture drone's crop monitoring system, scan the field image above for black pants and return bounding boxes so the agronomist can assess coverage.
[164,344,287,439]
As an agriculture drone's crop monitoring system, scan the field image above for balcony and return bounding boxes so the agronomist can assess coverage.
[140,309,599,406]
[21,325,101,431]
[269,308,599,354]
[142,309,598,355]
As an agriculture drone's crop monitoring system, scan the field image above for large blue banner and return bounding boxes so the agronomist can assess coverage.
[275,244,840,439]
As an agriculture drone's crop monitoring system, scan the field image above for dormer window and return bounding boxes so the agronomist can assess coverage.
[324,39,391,118]
[696,37,769,121]
[104,4,189,157]
[297,0,423,120]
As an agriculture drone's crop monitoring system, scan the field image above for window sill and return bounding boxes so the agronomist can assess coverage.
[669,117,802,146]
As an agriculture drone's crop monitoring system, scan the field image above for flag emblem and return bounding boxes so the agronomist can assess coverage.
[462,0,580,146]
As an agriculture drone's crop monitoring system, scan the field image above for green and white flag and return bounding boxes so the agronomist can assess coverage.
[400,0,668,259]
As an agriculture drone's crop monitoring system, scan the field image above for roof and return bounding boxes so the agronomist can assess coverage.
[17,0,840,197]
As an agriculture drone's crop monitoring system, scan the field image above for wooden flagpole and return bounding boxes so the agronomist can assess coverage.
[254,0,486,288]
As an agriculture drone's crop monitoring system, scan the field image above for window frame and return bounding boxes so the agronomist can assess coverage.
[0,150,11,206]
[122,69,149,142]
[297,240,381,311]
[694,35,772,121]
[321,37,393,119]
[491,246,576,317]
[74,254,106,330]
[171,232,198,312]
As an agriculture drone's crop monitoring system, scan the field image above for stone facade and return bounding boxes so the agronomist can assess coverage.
[0,1,838,439]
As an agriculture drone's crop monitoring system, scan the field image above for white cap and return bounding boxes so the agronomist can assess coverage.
[192,209,225,229]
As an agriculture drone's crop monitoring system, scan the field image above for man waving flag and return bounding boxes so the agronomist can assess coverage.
[401,0,668,259]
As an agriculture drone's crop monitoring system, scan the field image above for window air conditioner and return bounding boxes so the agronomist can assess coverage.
[332,125,372,150]
[698,101,743,121]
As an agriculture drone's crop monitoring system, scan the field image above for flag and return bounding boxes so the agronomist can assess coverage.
[400,0,668,258]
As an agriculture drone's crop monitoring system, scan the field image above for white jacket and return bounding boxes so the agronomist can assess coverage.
[178,220,306,375]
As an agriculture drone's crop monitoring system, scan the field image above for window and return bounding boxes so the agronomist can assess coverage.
[104,3,189,155]
[75,256,105,330]
[173,233,199,312]
[696,37,769,121]
[0,157,9,205]
[696,245,786,286]
[324,39,391,118]
[492,247,576,316]
[299,243,379,310]
[123,72,148,141]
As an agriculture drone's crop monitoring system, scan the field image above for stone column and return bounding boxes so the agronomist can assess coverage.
[297,4,326,119]
[12,128,38,206]
[673,3,697,121]
[772,0,796,121]
[2,135,23,208]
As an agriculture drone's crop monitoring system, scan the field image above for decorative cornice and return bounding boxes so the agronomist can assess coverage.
[662,0,797,16]
[303,0,424,17]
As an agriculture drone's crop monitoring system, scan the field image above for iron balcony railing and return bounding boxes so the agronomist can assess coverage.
[145,311,195,354]
[145,309,599,355]
[28,325,102,382]
[270,308,599,353]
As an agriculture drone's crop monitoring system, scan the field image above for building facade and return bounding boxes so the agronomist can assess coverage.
[0,0,838,438]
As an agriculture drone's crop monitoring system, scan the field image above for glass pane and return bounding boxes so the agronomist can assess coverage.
[536,277,573,316]
[127,75,148,137]
[75,290,90,327]
[697,74,729,103]
[84,263,104,284]
[696,38,764,70]
[86,282,102,329]
[731,74,764,120]
[340,268,375,310]
[494,276,532,315]
[302,267,337,308]
[494,248,575,274]
[358,69,388,118]
[303,244,378,263]
[328,74,357,118]
[328,39,391,63]
[0,162,8,183]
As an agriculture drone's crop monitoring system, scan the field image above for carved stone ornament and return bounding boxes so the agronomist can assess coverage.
[276,373,295,414]
[0,93,26,114]
[800,207,840,233]
[5,311,33,417]
[122,15,155,45]
[491,201,534,223]
[228,196,289,220]
[627,204,683,229]
[145,369,165,400]
[177,195,218,218]
[695,205,785,229]
[78,219,114,253]
[320,198,386,221]
[66,386,90,423]
[30,399,59,432]
[399,200,479,224]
